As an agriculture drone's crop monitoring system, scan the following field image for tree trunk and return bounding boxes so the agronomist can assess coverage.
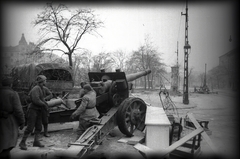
[144,76,147,90]
[147,75,150,89]
[68,53,73,67]
[151,73,154,89]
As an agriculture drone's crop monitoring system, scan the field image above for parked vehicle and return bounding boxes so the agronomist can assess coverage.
[11,63,74,107]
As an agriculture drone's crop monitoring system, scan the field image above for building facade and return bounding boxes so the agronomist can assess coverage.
[1,33,64,74]
[208,48,239,90]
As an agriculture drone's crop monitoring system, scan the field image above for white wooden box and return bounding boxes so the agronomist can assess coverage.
[145,106,171,151]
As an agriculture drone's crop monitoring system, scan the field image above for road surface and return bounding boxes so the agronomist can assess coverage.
[10,89,239,159]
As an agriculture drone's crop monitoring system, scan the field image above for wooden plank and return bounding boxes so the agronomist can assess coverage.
[118,136,144,145]
[171,146,202,159]
[159,127,204,157]
[134,127,204,158]
[187,113,217,154]
[47,123,74,132]
[118,130,145,145]
[127,130,145,145]
[55,145,85,158]
[134,143,154,154]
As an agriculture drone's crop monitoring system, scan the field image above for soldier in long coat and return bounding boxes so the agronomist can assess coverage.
[0,76,25,159]
[71,84,99,140]
[19,75,49,150]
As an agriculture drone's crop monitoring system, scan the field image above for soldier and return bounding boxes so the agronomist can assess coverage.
[70,84,100,140]
[0,76,25,159]
[79,82,87,98]
[19,75,49,150]
[41,86,52,137]
[30,81,53,137]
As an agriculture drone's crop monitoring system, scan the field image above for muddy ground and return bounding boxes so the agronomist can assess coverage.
[10,88,239,159]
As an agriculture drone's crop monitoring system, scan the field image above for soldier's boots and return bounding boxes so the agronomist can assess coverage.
[44,132,50,137]
[19,133,29,150]
[33,134,44,147]
[43,125,50,137]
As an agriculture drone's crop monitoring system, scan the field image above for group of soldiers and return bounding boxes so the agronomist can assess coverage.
[0,75,99,159]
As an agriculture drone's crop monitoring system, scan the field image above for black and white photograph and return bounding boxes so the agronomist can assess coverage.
[0,1,239,159]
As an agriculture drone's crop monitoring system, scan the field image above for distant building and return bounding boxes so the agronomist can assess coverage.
[208,48,239,90]
[219,48,238,74]
[1,33,65,74]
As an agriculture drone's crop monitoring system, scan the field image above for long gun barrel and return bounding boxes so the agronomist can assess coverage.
[88,69,151,96]
[126,69,151,82]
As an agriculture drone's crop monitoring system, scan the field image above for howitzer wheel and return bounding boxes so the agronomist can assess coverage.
[116,97,147,137]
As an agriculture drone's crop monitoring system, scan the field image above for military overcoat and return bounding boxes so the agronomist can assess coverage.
[0,86,25,153]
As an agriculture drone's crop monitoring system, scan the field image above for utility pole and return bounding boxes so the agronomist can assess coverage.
[181,0,191,104]
[175,41,179,91]
[176,41,179,67]
[204,63,207,87]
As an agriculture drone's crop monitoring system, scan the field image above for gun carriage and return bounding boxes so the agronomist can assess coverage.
[47,69,151,158]
[49,69,151,135]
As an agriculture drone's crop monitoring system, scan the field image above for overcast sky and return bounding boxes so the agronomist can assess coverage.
[1,1,238,73]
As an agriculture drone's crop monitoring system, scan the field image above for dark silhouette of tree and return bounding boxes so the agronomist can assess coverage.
[33,3,103,67]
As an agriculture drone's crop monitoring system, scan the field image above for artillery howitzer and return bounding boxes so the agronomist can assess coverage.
[50,69,151,158]
[48,69,151,138]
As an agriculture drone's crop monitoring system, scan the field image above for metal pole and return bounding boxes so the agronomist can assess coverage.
[204,63,207,87]
[176,41,179,67]
[181,0,191,104]
[176,41,179,91]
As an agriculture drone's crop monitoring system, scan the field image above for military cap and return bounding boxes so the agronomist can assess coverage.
[36,75,47,83]
[1,75,13,86]
[83,84,92,91]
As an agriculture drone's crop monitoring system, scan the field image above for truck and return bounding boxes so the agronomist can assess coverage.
[11,62,74,110]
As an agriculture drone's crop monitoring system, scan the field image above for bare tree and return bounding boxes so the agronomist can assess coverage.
[126,36,165,89]
[81,50,93,72]
[111,50,128,71]
[188,67,194,77]
[72,53,84,84]
[92,52,115,72]
[33,3,103,67]
[187,67,194,87]
[148,53,166,88]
